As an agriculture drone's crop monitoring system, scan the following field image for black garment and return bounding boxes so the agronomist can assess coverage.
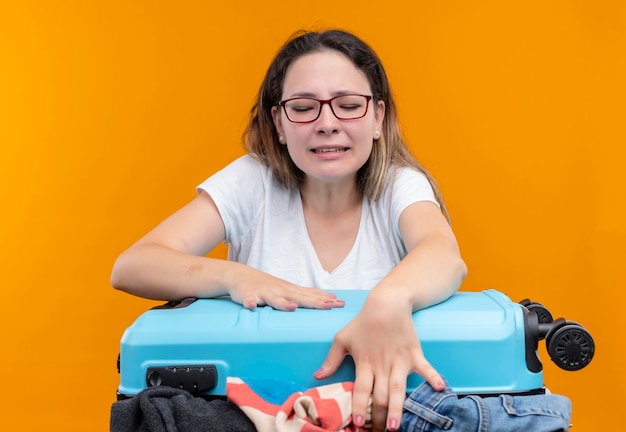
[110,387,257,432]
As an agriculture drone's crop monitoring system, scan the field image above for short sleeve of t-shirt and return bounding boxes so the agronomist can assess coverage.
[196,155,269,245]
[381,167,439,239]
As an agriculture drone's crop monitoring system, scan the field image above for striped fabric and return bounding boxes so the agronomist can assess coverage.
[227,377,372,432]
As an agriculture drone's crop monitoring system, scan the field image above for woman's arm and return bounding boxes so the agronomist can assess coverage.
[377,200,467,311]
[315,201,467,431]
[111,191,344,310]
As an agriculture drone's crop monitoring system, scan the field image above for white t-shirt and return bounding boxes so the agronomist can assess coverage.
[197,155,438,290]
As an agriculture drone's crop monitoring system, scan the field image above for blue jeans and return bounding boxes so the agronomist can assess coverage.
[400,379,572,431]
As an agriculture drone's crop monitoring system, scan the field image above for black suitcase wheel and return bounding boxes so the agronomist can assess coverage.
[519,299,554,324]
[546,321,595,371]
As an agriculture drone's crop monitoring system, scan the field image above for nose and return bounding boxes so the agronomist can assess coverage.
[315,102,339,135]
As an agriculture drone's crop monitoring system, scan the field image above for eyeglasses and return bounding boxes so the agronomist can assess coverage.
[277,94,373,123]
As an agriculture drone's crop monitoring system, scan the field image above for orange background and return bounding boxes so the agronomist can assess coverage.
[1,1,624,430]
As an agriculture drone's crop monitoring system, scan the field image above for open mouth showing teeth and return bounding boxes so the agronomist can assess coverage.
[312,148,348,154]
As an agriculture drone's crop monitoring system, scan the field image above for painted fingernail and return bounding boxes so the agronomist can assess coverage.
[313,368,324,378]
[388,418,398,430]
[354,415,364,427]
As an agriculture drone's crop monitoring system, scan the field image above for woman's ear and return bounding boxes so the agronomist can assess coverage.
[271,105,285,138]
[375,100,386,131]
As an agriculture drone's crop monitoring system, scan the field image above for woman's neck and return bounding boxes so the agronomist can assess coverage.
[299,178,363,218]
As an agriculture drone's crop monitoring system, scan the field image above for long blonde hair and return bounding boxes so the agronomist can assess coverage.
[243,29,450,221]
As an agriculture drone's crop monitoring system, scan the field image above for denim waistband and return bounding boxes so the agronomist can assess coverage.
[402,380,457,430]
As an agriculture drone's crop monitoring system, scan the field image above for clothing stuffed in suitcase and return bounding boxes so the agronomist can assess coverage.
[116,289,594,401]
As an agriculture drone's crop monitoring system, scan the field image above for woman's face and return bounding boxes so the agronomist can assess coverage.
[272,50,385,187]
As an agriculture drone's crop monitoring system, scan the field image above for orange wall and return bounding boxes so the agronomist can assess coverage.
[1,1,624,430]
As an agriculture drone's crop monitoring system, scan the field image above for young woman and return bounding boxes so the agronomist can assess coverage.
[111,29,467,432]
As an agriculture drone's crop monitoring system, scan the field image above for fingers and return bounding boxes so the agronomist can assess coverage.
[264,290,344,311]
[365,363,441,432]
[352,367,375,429]
[242,296,258,310]
[240,294,301,311]
[233,282,345,311]
[351,337,444,431]
[355,365,403,432]
[371,355,444,431]
[314,332,349,380]
[280,288,344,310]
[270,298,298,311]
[412,353,445,392]
[384,370,408,431]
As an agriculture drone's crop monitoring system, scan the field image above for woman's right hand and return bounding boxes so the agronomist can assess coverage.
[226,266,345,311]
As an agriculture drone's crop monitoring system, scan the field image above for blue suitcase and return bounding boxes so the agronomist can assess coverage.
[116,289,594,400]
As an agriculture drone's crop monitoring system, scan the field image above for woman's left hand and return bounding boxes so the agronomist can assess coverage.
[314,294,445,432]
